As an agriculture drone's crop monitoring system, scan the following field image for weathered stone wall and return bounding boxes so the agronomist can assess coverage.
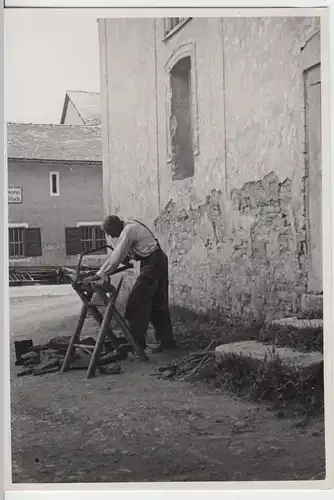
[154,17,320,321]
[100,16,321,322]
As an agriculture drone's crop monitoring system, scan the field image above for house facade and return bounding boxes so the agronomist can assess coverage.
[7,123,106,268]
[98,16,322,321]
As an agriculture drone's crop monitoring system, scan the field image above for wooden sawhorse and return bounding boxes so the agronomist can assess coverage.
[60,247,149,378]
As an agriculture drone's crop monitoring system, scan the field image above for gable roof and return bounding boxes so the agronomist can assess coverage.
[60,90,101,126]
[7,123,102,163]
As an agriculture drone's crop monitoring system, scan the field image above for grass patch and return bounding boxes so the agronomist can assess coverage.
[259,324,323,353]
[163,306,324,419]
[215,350,324,417]
[170,305,262,351]
[166,305,324,418]
[170,306,323,354]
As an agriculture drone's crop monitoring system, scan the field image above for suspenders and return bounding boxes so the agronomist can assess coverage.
[130,219,162,251]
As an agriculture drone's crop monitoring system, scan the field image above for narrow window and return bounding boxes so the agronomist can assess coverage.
[169,56,194,180]
[50,171,60,196]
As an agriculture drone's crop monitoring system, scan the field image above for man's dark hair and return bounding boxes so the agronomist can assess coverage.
[102,215,124,233]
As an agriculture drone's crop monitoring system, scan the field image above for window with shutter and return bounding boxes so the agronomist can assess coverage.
[65,227,82,255]
[25,228,43,257]
[65,226,107,256]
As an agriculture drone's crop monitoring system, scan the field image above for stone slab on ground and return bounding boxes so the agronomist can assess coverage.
[215,340,323,368]
[270,317,323,330]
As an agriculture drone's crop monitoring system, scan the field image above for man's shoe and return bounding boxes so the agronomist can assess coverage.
[162,340,177,350]
[146,343,163,354]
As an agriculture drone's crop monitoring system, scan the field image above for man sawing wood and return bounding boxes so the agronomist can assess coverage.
[82,215,177,354]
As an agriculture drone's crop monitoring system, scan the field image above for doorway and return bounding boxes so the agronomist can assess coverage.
[305,63,322,293]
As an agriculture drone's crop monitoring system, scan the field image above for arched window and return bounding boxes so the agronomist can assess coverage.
[165,42,199,181]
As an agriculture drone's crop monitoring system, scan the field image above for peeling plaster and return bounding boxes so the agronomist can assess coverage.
[155,171,307,321]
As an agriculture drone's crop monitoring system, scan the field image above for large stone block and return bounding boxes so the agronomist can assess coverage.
[270,317,323,330]
[215,340,323,368]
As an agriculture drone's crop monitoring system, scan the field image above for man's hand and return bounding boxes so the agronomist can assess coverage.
[122,256,132,267]
[82,274,102,287]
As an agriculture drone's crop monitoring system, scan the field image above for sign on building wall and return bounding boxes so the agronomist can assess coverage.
[8,187,23,204]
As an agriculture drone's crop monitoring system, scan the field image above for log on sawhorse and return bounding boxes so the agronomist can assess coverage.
[60,277,149,379]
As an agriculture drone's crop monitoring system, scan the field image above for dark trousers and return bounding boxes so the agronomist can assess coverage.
[124,249,175,350]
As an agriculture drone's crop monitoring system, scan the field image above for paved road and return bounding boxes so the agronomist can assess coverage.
[10,284,76,298]
[10,285,82,343]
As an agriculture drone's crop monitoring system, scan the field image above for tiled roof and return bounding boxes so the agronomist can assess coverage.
[7,123,102,163]
[61,91,101,125]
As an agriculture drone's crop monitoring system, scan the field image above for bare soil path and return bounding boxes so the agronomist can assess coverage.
[9,286,326,483]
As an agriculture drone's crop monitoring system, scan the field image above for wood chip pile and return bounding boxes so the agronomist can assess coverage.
[14,336,126,377]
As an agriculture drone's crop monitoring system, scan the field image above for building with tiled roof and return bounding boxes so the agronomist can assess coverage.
[7,123,102,163]
[7,121,105,268]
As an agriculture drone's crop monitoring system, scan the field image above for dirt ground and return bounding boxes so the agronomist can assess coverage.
[9,285,326,484]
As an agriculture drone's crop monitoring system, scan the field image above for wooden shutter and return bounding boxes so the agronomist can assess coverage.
[65,227,82,255]
[25,228,42,257]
